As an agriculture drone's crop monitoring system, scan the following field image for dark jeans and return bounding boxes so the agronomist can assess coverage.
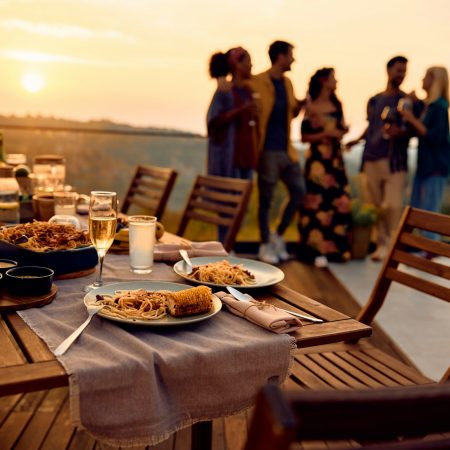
[257,151,304,243]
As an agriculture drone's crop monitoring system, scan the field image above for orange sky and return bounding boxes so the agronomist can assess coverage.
[0,0,449,139]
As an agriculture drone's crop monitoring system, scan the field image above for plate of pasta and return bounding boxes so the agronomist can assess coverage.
[84,281,222,326]
[173,256,285,289]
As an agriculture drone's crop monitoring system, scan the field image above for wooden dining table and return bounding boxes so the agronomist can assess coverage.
[0,236,372,449]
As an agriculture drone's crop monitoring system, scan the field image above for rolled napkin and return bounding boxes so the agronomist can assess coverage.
[153,241,228,263]
[216,291,302,334]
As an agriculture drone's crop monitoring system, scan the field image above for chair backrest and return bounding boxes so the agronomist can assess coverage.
[245,383,450,450]
[120,165,177,220]
[357,206,450,325]
[176,175,252,252]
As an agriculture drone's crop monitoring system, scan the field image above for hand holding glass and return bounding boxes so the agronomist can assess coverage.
[84,191,117,292]
[128,215,156,274]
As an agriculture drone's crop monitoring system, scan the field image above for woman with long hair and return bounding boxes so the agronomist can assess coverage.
[399,66,450,242]
[298,68,351,267]
[206,47,258,180]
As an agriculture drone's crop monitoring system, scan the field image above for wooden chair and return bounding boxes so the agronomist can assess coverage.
[176,175,252,252]
[120,165,177,219]
[245,383,450,450]
[289,206,450,391]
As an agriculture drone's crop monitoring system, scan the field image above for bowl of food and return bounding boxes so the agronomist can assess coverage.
[0,222,98,276]
[0,259,18,276]
[6,266,54,296]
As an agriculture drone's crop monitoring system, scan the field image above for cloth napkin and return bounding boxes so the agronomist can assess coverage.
[153,240,228,262]
[216,291,303,334]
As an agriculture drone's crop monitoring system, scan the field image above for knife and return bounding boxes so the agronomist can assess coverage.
[226,286,324,323]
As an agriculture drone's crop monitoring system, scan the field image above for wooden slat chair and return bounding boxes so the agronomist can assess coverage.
[176,175,252,252]
[245,383,450,450]
[120,165,177,220]
[289,206,450,391]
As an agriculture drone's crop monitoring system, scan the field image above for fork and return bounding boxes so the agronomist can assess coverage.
[179,249,193,274]
[54,304,104,356]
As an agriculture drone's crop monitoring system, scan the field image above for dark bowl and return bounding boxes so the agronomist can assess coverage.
[0,259,17,279]
[0,240,98,276]
[6,266,54,297]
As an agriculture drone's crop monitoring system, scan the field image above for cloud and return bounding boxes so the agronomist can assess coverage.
[1,49,114,65]
[0,19,136,42]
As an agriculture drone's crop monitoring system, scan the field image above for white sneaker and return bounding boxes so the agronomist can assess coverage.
[270,233,290,261]
[314,256,328,268]
[370,245,387,262]
[258,243,280,264]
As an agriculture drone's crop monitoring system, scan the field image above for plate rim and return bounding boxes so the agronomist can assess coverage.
[173,256,285,289]
[84,280,222,326]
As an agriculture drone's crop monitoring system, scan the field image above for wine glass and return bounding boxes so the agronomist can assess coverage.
[248,92,260,127]
[380,106,396,139]
[84,191,117,292]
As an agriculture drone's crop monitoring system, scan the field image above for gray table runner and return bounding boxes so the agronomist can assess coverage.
[19,254,294,447]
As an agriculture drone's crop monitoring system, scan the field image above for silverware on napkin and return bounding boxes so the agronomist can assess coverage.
[226,286,323,323]
[54,303,104,356]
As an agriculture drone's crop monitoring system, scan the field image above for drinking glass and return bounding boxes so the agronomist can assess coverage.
[53,191,78,216]
[380,106,396,139]
[84,191,117,292]
[128,215,157,274]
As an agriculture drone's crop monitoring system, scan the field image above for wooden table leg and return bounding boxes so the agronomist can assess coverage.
[191,420,212,450]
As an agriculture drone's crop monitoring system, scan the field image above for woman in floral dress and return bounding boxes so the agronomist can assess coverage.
[298,68,352,267]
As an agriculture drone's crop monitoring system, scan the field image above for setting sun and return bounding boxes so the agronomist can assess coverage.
[21,72,45,93]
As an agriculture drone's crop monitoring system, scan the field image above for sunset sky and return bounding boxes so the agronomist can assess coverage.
[0,0,449,139]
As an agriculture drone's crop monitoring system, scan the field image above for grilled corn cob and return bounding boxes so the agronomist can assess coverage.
[168,286,212,317]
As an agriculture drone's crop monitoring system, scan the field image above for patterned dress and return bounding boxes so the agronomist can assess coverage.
[298,110,352,262]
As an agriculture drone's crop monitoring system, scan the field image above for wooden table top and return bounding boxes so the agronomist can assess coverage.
[0,256,371,397]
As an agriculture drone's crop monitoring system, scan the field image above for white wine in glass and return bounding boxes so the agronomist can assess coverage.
[84,191,117,292]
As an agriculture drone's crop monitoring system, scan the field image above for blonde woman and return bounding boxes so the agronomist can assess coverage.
[400,66,450,243]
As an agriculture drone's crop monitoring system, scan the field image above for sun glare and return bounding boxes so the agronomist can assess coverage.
[22,72,45,93]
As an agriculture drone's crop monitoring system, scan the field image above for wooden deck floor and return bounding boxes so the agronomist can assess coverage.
[0,260,416,450]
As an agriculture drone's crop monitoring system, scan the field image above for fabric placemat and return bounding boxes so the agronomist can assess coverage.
[18,254,294,447]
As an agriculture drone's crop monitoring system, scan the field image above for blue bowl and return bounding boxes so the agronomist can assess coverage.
[6,266,54,296]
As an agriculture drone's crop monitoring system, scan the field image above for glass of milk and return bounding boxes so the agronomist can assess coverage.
[128,215,157,274]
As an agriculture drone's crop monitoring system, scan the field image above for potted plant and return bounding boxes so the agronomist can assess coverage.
[351,200,378,259]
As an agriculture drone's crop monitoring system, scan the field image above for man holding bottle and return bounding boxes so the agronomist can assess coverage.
[347,56,411,261]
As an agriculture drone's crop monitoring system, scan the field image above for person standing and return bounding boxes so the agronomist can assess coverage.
[250,40,304,264]
[206,48,258,181]
[399,66,450,243]
[299,68,351,267]
[346,56,411,261]
[206,48,259,244]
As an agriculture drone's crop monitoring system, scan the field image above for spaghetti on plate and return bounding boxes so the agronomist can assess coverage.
[188,260,255,285]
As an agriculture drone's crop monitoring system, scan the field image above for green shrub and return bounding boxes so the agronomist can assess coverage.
[351,200,378,227]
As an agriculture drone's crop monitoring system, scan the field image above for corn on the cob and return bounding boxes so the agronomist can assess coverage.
[168,286,212,317]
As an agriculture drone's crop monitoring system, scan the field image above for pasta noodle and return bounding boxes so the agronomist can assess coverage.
[188,260,255,285]
[96,289,169,320]
[0,221,91,252]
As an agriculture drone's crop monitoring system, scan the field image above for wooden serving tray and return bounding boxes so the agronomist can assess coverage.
[0,284,57,311]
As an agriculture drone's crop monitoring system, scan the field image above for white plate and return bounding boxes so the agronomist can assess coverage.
[173,256,285,289]
[84,281,222,326]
